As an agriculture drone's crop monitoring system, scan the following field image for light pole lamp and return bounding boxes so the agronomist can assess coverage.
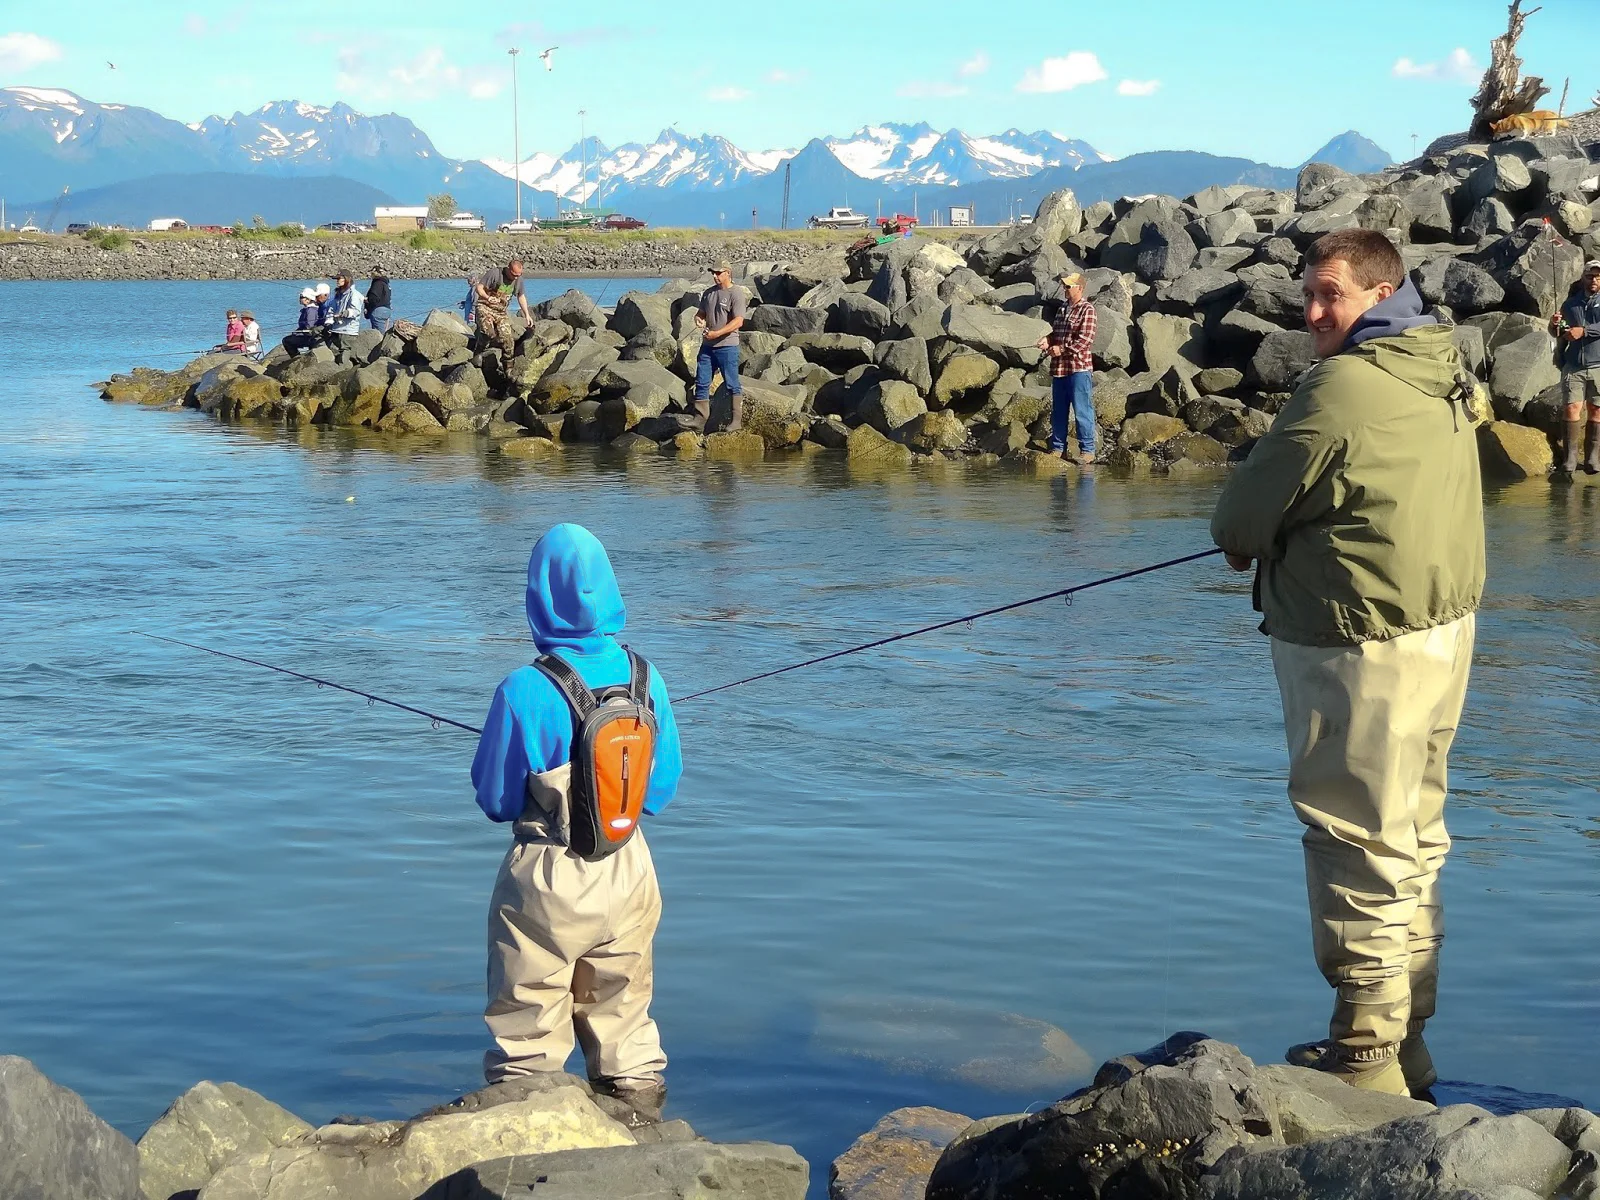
[578,108,587,216]
[508,47,522,224]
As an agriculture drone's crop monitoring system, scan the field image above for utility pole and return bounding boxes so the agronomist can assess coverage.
[780,162,791,230]
[579,108,587,215]
[508,47,522,223]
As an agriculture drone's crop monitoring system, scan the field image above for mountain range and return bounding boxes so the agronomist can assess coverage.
[0,86,1392,229]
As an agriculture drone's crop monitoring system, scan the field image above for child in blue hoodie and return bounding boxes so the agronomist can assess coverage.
[471,524,682,1119]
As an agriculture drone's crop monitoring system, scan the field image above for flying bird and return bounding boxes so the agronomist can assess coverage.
[539,47,558,72]
[106,61,117,70]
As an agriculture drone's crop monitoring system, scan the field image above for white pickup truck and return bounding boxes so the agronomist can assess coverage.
[807,206,870,230]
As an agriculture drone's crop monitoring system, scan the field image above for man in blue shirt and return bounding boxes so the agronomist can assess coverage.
[471,524,683,1121]
[1552,260,1600,476]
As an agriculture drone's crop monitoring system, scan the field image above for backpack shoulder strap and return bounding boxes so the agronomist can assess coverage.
[624,649,655,714]
[532,654,598,725]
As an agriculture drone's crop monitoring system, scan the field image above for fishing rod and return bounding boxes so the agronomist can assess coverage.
[134,548,1225,732]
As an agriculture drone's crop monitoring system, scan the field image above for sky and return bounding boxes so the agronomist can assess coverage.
[2,0,1597,167]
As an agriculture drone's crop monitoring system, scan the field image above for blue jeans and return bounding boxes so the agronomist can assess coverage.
[695,342,742,399]
[1051,372,1096,456]
[367,307,392,332]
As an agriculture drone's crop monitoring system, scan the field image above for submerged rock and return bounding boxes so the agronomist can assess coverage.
[427,1140,808,1200]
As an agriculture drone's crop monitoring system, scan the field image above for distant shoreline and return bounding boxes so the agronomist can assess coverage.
[0,227,965,283]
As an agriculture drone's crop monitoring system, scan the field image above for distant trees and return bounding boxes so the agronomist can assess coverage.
[427,193,457,220]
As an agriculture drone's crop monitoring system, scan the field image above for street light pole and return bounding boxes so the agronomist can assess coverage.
[579,108,587,216]
[508,47,522,224]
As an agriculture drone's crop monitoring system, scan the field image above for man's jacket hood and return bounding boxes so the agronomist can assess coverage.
[525,523,627,655]
[1342,277,1435,351]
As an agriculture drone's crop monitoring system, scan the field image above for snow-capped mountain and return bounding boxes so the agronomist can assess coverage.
[0,86,219,191]
[481,123,1107,204]
[487,130,799,206]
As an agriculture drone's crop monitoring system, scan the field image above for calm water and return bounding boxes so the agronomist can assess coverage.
[1,280,1597,1191]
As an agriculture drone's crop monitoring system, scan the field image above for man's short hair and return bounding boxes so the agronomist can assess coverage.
[1306,229,1405,291]
[506,258,523,270]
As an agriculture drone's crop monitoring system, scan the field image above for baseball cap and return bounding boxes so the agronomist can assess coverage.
[299,287,315,300]
[329,268,352,281]
[314,282,330,296]
[1059,270,1084,286]
[1586,259,1600,272]
[710,259,733,275]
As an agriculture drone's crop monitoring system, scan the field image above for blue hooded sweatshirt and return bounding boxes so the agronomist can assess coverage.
[1342,276,1435,352]
[471,524,683,823]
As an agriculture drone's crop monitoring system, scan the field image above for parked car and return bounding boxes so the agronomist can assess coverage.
[318,221,365,233]
[193,224,232,234]
[18,223,41,233]
[435,212,486,231]
[807,206,870,230]
[66,222,94,234]
[497,219,536,233]
[596,214,647,231]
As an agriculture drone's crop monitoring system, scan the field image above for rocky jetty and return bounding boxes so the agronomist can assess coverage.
[1,231,863,282]
[831,1035,1599,1200]
[101,132,1599,482]
[0,1056,805,1200]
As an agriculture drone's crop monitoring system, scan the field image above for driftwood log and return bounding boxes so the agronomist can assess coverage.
[1469,0,1551,139]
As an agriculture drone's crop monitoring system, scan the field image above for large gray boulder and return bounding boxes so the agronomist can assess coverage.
[1488,328,1562,415]
[426,1140,808,1200]
[829,291,893,341]
[1247,330,1317,392]
[860,379,928,433]
[925,1036,1281,1200]
[1464,152,1534,207]
[1102,198,1196,282]
[535,289,604,331]
[1297,162,1363,210]
[1473,223,1586,316]
[831,1107,972,1200]
[1031,188,1084,246]
[138,1081,311,1200]
[1206,1106,1572,1200]
[747,305,828,339]
[931,351,1001,409]
[1136,312,1206,378]
[873,337,933,395]
[199,1076,633,1200]
[1413,257,1506,316]
[788,332,877,372]
[1199,207,1258,249]
[1093,307,1134,370]
[0,1055,140,1200]
[1236,277,1307,328]
[593,359,686,413]
[607,291,675,342]
[942,305,1050,368]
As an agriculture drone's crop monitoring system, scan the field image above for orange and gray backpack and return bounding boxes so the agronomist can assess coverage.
[529,650,659,861]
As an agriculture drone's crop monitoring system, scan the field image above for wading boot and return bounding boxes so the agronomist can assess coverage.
[1557,418,1584,479]
[1284,1041,1408,1095]
[690,400,711,432]
[1587,422,1600,475]
[591,1079,666,1130]
[1400,1021,1437,1096]
[728,394,745,433]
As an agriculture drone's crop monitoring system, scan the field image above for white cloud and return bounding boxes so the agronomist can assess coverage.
[0,31,63,73]
[1392,48,1479,83]
[1117,78,1160,96]
[706,85,751,102]
[897,79,970,98]
[338,44,502,101]
[765,68,807,84]
[959,51,990,78]
[1017,52,1107,94]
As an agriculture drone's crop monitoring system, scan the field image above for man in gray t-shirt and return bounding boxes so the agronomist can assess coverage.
[693,260,747,431]
[472,259,534,357]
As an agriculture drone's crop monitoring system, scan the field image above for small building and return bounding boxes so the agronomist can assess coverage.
[146,217,188,232]
[948,204,976,228]
[374,206,428,233]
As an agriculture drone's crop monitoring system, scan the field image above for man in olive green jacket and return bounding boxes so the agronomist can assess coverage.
[1212,229,1485,1097]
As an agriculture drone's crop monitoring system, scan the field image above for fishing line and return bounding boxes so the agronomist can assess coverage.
[131,548,1223,733]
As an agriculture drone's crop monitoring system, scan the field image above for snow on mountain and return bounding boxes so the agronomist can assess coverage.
[482,121,1107,202]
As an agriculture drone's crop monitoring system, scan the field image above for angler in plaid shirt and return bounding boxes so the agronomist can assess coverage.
[1037,270,1098,463]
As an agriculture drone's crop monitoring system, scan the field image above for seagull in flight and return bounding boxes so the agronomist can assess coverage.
[539,47,558,72]
[106,61,117,70]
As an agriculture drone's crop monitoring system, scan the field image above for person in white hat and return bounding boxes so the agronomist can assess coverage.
[282,286,324,356]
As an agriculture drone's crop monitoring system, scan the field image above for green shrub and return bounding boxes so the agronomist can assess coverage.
[407,229,449,251]
[276,222,305,238]
[92,229,131,251]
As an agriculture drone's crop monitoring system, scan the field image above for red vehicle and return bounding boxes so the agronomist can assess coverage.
[878,213,919,234]
[597,214,647,231]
